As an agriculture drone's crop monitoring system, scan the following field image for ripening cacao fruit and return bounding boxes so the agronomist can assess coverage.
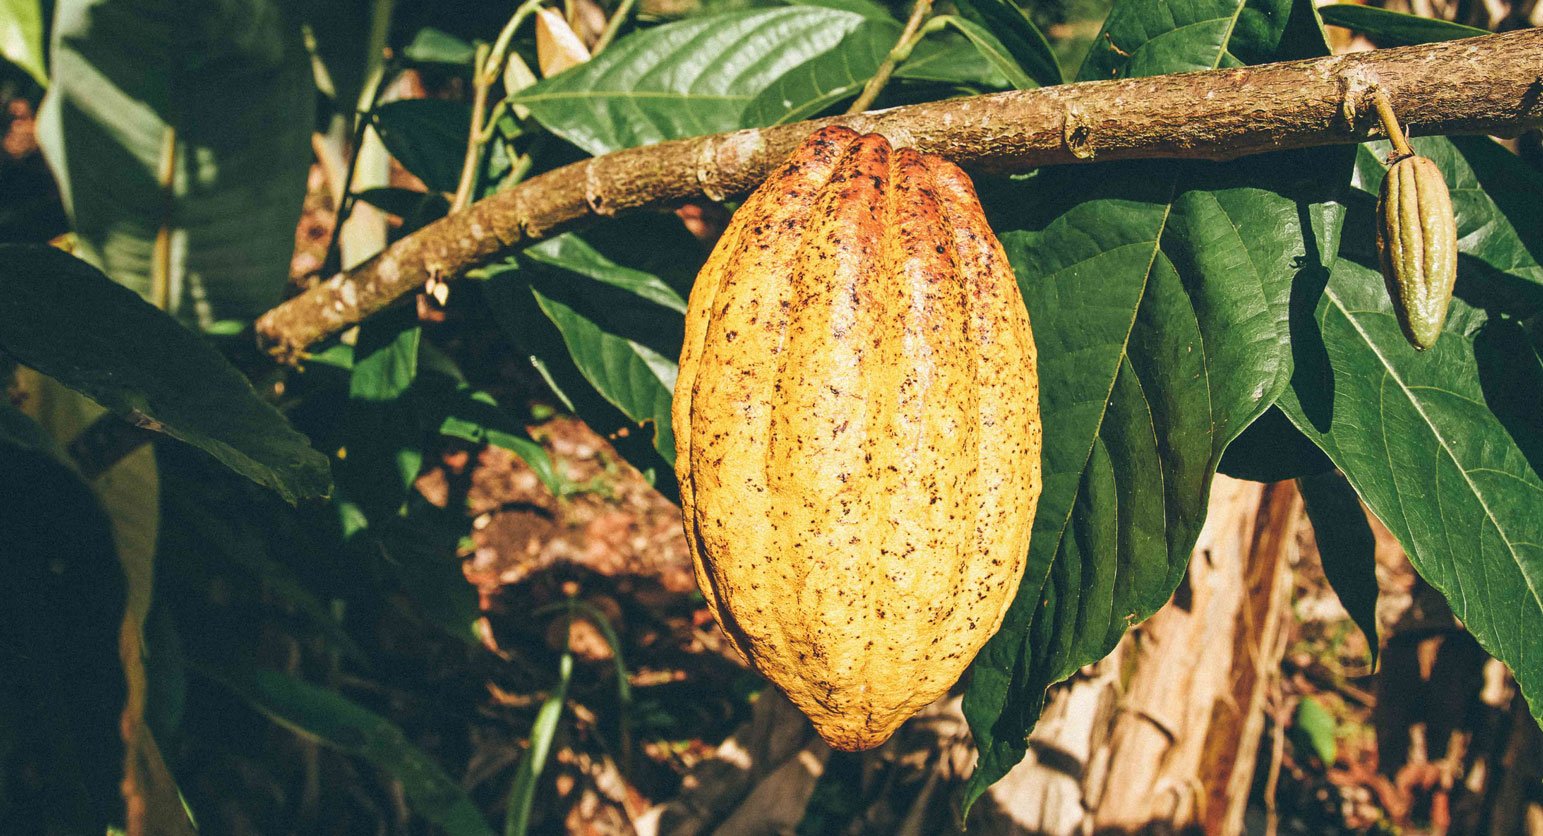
[1377,154,1457,350]
[673,126,1042,750]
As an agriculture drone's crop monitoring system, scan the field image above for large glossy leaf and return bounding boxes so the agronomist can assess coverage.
[1299,470,1379,663]
[1279,136,1543,725]
[951,0,1061,86]
[512,8,870,155]
[961,0,1346,808]
[0,0,46,85]
[371,99,471,194]
[1317,4,1487,45]
[37,0,313,327]
[741,20,893,125]
[0,245,331,503]
[480,215,701,489]
[202,664,495,836]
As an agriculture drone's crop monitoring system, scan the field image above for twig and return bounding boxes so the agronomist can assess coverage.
[453,43,496,212]
[255,29,1543,362]
[1371,87,1416,160]
[591,0,639,56]
[848,0,936,114]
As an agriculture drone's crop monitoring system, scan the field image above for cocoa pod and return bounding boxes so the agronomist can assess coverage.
[673,126,1042,750]
[1377,154,1458,350]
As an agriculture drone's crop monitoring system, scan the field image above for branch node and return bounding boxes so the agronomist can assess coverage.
[1063,104,1095,160]
[1337,67,1379,133]
[698,130,767,202]
[584,159,614,217]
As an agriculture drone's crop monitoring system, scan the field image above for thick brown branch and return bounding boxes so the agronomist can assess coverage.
[256,30,1543,361]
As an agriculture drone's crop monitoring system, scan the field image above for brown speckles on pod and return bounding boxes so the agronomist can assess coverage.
[674,127,1042,751]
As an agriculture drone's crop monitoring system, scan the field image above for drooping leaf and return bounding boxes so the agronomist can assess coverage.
[962,0,1346,809]
[355,186,451,221]
[371,99,472,193]
[932,16,1038,91]
[342,309,424,520]
[306,0,388,111]
[1299,470,1379,663]
[0,403,128,835]
[201,664,495,836]
[512,8,871,155]
[37,0,314,326]
[0,0,46,85]
[951,0,1061,86]
[893,30,1010,89]
[0,245,332,503]
[531,291,678,466]
[1279,136,1543,727]
[504,653,572,836]
[1317,4,1487,46]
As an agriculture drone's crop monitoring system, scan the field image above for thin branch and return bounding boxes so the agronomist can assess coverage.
[453,43,496,212]
[592,0,639,55]
[256,29,1543,362]
[848,0,936,114]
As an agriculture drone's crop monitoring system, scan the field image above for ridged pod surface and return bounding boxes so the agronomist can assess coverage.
[1377,154,1458,350]
[673,126,1042,750]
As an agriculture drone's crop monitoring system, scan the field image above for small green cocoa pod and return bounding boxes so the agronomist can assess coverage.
[1377,154,1457,350]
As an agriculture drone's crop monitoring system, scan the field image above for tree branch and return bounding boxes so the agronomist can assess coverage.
[256,30,1543,362]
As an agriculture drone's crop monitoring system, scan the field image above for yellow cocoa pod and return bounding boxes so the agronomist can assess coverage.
[673,126,1042,750]
[1377,154,1457,350]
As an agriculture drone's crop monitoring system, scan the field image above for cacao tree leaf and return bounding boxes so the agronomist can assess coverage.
[788,0,894,20]
[1299,470,1380,664]
[1317,4,1487,45]
[931,16,1037,91]
[951,0,1061,86]
[0,0,46,85]
[531,290,678,466]
[1279,135,1543,729]
[511,8,871,155]
[341,308,424,521]
[37,0,313,327]
[893,31,1011,88]
[371,99,472,194]
[961,0,1346,809]
[200,664,495,836]
[305,0,386,111]
[401,26,478,67]
[0,245,332,504]
[741,20,893,125]
[479,216,702,490]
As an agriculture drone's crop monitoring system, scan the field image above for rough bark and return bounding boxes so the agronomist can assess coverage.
[255,30,1543,361]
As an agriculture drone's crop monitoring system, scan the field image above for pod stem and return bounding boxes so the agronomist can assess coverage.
[1371,88,1415,161]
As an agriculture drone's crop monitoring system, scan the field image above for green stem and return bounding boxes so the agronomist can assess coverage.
[846,0,936,114]
[591,0,638,55]
[453,43,495,212]
[1371,88,1415,161]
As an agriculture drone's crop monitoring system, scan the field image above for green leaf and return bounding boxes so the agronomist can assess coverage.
[787,0,894,20]
[402,26,478,67]
[0,245,332,504]
[342,310,424,520]
[1317,4,1487,46]
[741,20,894,126]
[1279,136,1543,730]
[524,234,689,314]
[893,31,1010,89]
[37,0,314,326]
[950,0,1061,86]
[438,390,566,497]
[532,291,678,466]
[512,8,870,155]
[371,99,472,193]
[962,0,1344,811]
[0,0,46,85]
[1292,696,1338,764]
[504,653,572,836]
[1299,470,1379,664]
[306,0,387,111]
[201,665,495,836]
[934,15,1038,91]
[355,187,451,220]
